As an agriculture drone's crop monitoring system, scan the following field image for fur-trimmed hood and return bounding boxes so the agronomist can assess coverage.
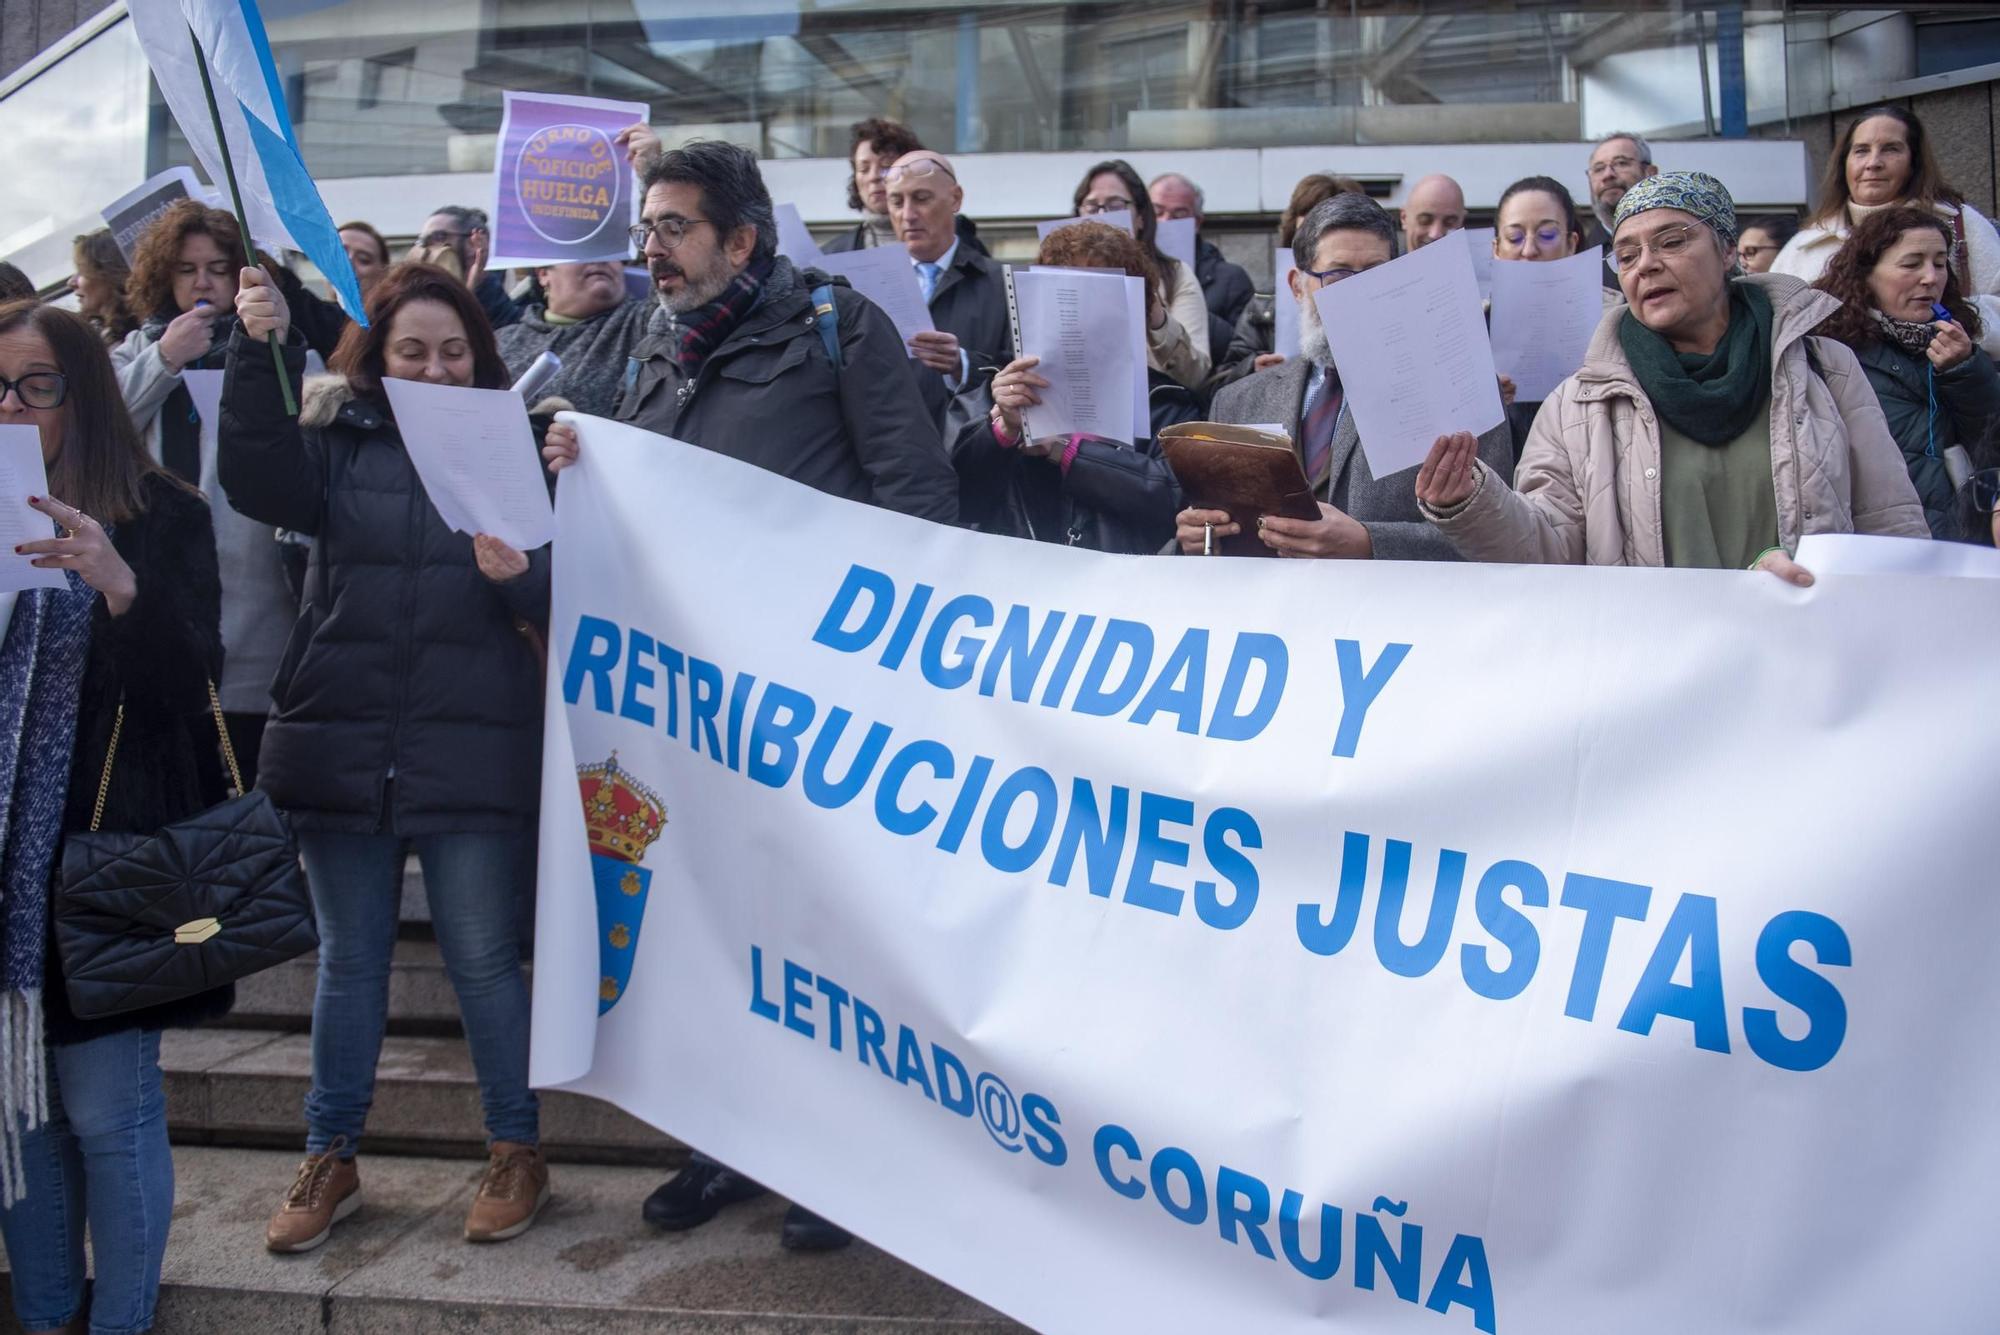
[298,373,570,432]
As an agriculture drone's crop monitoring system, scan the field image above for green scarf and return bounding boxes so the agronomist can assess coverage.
[1618,281,1773,447]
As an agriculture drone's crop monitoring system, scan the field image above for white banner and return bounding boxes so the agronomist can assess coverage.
[531,416,2000,1334]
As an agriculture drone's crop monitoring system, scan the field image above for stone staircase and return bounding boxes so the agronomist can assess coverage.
[0,862,1021,1333]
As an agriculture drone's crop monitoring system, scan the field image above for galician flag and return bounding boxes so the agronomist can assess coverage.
[128,0,368,324]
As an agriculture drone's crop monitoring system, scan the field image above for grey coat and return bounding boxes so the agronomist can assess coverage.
[499,298,664,420]
[1209,356,1514,561]
[113,326,296,713]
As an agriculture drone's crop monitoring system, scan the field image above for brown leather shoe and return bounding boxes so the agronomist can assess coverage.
[464,1140,550,1243]
[266,1137,360,1253]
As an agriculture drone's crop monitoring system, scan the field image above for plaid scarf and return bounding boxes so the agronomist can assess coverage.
[0,574,97,1205]
[674,258,774,377]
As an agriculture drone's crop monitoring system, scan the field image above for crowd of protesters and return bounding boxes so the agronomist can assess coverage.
[0,100,1992,1333]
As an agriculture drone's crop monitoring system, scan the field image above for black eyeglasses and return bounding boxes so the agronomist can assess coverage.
[1297,263,1362,285]
[1973,467,2000,514]
[627,218,713,252]
[0,372,66,409]
[417,230,472,248]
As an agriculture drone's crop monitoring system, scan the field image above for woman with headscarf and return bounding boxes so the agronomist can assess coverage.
[1416,172,1928,577]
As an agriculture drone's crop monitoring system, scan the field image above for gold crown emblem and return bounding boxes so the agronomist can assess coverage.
[577,753,666,863]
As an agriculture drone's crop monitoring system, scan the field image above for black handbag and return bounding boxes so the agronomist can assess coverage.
[54,683,317,1020]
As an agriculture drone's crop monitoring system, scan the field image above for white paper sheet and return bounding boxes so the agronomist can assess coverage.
[815,243,936,345]
[1488,247,1606,402]
[1795,532,2000,579]
[0,427,66,593]
[1123,275,1150,430]
[1008,267,1137,445]
[1272,247,1300,360]
[1155,216,1198,273]
[1036,211,1134,242]
[1462,227,1497,303]
[1315,233,1504,477]
[381,380,555,550]
[775,203,824,264]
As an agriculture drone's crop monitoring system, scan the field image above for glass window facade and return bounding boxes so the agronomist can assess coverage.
[148,1,1798,180]
[0,15,149,283]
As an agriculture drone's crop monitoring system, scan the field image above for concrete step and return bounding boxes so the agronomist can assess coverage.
[0,1145,1022,1333]
[164,1029,676,1165]
[233,939,524,1036]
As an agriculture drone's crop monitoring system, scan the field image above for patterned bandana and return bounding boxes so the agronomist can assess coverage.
[1612,171,1739,247]
[1867,307,1939,356]
[673,256,774,377]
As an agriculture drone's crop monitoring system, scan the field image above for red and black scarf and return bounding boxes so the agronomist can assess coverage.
[674,258,774,377]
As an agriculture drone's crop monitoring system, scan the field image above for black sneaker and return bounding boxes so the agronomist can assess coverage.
[780,1203,853,1252]
[641,1159,767,1232]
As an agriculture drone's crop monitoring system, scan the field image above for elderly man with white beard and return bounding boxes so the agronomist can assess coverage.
[1174,193,1514,559]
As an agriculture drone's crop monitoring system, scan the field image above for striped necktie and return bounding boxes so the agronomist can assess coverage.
[1300,372,1343,489]
[916,261,942,304]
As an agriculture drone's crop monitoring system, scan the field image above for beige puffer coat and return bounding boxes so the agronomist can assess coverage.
[1426,273,1928,566]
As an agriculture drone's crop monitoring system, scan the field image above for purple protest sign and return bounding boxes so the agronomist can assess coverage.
[490,91,650,269]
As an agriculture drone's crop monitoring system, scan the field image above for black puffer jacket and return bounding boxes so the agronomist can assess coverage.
[49,472,233,1043]
[952,370,1198,555]
[217,330,548,835]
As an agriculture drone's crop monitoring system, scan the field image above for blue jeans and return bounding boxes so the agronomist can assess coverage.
[299,831,538,1153]
[0,1027,172,1335]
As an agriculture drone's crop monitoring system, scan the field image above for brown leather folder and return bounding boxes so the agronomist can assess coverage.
[1159,422,1321,557]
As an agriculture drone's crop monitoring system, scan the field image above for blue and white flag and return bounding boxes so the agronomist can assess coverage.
[128,0,367,323]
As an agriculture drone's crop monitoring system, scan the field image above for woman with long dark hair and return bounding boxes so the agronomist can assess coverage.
[1072,158,1211,388]
[1771,105,2000,354]
[1812,206,2000,541]
[219,263,551,1254]
[0,300,225,1335]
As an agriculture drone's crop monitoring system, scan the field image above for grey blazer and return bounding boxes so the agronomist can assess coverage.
[1208,357,1514,561]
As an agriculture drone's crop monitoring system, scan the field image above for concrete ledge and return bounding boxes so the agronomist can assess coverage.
[0,1149,1022,1334]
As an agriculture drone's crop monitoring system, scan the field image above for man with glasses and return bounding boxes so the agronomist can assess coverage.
[1176,192,1513,560]
[547,140,955,1256]
[1583,133,1661,288]
[410,206,522,329]
[885,149,1008,420]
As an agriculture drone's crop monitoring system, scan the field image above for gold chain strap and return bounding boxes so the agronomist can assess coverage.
[89,681,240,834]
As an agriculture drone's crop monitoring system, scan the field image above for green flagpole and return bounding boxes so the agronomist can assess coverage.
[187,24,298,417]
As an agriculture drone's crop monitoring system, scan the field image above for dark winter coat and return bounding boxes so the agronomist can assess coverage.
[475,273,522,330]
[915,243,1012,421]
[1851,338,2000,541]
[952,370,1198,555]
[618,256,958,524]
[1196,238,1254,372]
[217,329,549,835]
[48,472,233,1043]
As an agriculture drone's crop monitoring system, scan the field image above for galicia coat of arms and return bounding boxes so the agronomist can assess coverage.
[578,753,665,1014]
